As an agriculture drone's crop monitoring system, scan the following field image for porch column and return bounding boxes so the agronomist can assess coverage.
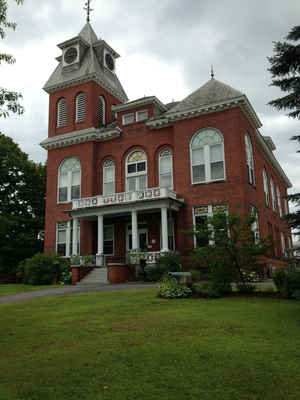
[131,210,138,250]
[161,207,169,252]
[72,217,79,255]
[97,214,104,255]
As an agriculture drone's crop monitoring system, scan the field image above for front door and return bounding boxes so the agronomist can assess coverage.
[126,223,148,251]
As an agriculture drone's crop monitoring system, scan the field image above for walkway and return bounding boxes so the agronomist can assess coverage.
[0,283,158,305]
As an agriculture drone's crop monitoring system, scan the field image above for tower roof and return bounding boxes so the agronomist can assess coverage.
[43,23,128,103]
[167,78,244,114]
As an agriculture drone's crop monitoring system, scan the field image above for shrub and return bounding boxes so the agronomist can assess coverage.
[145,252,183,282]
[192,282,221,298]
[158,277,192,299]
[19,253,63,285]
[144,264,166,282]
[273,270,300,299]
[237,283,256,294]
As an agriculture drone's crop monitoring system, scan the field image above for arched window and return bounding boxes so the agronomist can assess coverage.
[159,149,173,188]
[57,98,67,127]
[191,128,225,184]
[99,96,106,126]
[75,92,86,123]
[277,186,283,217]
[245,132,255,184]
[126,150,147,192]
[270,177,276,212]
[58,158,81,203]
[263,169,270,207]
[103,160,115,195]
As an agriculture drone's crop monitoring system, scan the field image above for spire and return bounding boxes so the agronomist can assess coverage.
[84,0,94,23]
[211,65,215,79]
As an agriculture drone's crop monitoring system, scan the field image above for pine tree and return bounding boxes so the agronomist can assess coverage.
[268,26,300,234]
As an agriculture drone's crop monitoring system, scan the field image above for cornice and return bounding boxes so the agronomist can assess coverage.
[43,73,128,103]
[113,96,167,113]
[40,126,122,151]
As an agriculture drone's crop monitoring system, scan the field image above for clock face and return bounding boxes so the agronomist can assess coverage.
[105,53,115,71]
[64,47,78,64]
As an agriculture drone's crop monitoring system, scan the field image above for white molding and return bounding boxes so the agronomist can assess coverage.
[40,126,121,150]
[113,96,167,113]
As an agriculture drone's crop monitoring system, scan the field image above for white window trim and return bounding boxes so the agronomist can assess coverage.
[99,96,106,126]
[104,224,114,256]
[250,205,260,244]
[263,169,270,207]
[276,186,283,218]
[281,232,286,255]
[190,128,226,185]
[126,150,148,192]
[122,113,135,125]
[56,221,80,257]
[245,132,255,185]
[57,158,81,204]
[75,92,86,123]
[57,98,67,128]
[270,177,276,212]
[136,109,149,122]
[159,149,173,189]
[103,160,115,195]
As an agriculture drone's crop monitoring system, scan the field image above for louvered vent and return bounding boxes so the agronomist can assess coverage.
[57,98,67,127]
[76,93,86,123]
[99,96,106,126]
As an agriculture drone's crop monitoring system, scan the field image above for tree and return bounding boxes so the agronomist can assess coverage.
[0,0,24,118]
[268,26,300,234]
[191,212,272,290]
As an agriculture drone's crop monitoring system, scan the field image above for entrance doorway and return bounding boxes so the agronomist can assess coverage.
[126,223,148,251]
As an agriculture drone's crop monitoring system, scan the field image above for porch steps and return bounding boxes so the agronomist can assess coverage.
[77,268,108,285]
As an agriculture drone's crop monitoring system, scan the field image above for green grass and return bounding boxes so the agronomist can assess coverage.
[0,290,300,400]
[0,284,61,296]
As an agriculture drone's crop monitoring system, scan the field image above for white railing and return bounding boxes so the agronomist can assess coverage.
[126,251,165,265]
[72,187,177,210]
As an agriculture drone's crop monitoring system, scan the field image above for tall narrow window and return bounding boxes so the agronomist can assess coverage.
[57,98,67,127]
[57,222,68,256]
[76,92,86,122]
[103,160,115,195]
[126,150,147,192]
[159,149,173,188]
[58,158,81,203]
[191,128,225,184]
[263,169,270,207]
[277,186,283,217]
[250,206,260,243]
[270,177,276,212]
[281,232,286,256]
[99,96,106,126]
[245,133,255,184]
[104,225,114,255]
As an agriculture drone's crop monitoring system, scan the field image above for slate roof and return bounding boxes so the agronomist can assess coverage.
[43,22,128,103]
[166,78,244,115]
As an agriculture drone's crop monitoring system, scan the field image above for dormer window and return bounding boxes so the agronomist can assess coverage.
[122,113,134,125]
[76,92,86,123]
[136,110,148,122]
[57,98,67,127]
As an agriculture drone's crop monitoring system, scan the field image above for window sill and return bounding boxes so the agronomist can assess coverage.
[57,201,73,205]
[191,179,226,186]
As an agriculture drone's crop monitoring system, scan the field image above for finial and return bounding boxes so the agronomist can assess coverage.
[211,65,214,79]
[84,0,94,22]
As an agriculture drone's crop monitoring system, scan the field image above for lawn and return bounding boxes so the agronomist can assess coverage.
[0,289,300,400]
[0,284,60,296]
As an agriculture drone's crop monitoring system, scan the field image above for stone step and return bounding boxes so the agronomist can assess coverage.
[77,268,108,285]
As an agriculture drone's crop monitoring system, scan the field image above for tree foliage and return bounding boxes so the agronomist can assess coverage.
[268,26,300,234]
[0,0,24,118]
[191,212,272,288]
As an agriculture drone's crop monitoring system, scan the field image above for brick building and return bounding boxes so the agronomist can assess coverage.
[41,22,292,283]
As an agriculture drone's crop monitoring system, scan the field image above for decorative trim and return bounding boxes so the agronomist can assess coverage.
[113,96,167,113]
[40,126,122,151]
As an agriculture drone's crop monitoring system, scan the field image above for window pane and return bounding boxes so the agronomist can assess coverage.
[72,171,80,186]
[160,156,171,173]
[59,172,68,187]
[127,177,137,192]
[195,216,209,247]
[211,161,224,180]
[104,226,114,241]
[192,148,204,164]
[193,165,205,183]
[59,187,68,202]
[57,243,66,256]
[71,185,80,200]
[137,162,146,172]
[210,144,223,162]
[160,174,172,188]
[105,166,114,182]
[104,241,113,255]
[58,230,66,243]
[137,110,148,121]
[127,164,136,174]
[103,182,115,195]
[139,175,147,189]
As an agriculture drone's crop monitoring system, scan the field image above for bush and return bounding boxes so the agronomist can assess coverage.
[237,283,256,294]
[145,252,183,282]
[192,282,221,298]
[273,269,300,299]
[158,277,192,299]
[190,268,211,282]
[18,253,64,285]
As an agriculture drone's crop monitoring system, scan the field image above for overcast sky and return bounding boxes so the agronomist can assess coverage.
[1,0,300,195]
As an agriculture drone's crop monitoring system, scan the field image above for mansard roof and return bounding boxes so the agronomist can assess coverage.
[43,22,128,103]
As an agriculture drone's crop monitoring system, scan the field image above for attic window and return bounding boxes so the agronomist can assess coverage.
[76,92,86,123]
[122,113,134,125]
[57,98,67,127]
[136,110,148,122]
